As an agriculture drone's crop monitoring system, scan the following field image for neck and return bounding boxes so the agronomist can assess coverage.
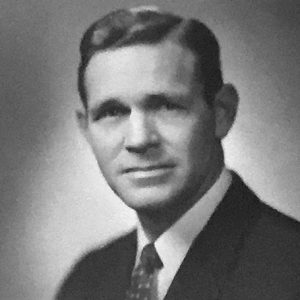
[137,146,224,242]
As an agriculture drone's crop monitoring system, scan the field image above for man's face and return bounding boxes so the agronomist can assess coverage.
[82,41,219,213]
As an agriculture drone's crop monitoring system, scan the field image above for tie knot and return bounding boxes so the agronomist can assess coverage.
[140,243,163,273]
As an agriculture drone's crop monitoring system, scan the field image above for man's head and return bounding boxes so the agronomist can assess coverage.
[77,7,238,219]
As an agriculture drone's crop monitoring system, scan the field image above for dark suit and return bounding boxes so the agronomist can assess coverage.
[56,173,300,299]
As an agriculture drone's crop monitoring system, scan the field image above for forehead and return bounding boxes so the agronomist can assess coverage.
[85,41,197,101]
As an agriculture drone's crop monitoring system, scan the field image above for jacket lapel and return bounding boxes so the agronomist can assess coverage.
[164,173,261,300]
[98,231,137,300]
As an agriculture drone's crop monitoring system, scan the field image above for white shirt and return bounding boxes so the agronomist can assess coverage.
[136,168,232,300]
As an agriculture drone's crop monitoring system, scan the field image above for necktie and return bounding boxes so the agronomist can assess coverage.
[125,243,163,300]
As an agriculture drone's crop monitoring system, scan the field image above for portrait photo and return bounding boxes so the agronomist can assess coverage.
[1,1,299,299]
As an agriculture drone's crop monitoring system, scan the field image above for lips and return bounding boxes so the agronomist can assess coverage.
[121,163,175,185]
[122,164,175,174]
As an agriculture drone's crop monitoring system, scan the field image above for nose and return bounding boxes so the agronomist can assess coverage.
[124,111,159,153]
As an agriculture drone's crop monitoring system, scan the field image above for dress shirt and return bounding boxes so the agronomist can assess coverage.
[136,168,232,300]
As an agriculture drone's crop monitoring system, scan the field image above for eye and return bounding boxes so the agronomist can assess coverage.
[91,100,130,121]
[161,100,181,111]
[147,94,184,111]
[100,106,127,118]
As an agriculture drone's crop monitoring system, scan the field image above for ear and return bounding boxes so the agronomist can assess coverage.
[213,83,239,139]
[76,108,89,140]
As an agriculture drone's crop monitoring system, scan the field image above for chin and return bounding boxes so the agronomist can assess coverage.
[119,187,177,212]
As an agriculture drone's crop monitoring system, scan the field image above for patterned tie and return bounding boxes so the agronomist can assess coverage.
[125,243,163,300]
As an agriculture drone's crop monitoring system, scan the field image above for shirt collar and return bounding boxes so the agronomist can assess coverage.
[136,168,232,274]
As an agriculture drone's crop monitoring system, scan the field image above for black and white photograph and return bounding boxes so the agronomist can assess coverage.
[1,1,300,299]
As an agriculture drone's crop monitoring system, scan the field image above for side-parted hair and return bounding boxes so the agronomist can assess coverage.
[78,7,223,109]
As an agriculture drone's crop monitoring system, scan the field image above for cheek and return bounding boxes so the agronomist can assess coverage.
[160,116,215,177]
[88,127,123,163]
[159,117,209,154]
[188,120,217,174]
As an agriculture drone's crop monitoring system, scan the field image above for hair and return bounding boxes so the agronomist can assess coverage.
[78,7,223,109]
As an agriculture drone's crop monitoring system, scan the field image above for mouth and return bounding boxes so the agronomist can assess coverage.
[122,164,175,184]
[123,164,175,174]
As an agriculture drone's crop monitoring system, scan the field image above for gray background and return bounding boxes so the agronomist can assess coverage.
[0,0,299,299]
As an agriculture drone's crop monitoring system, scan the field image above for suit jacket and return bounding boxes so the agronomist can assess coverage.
[56,173,300,300]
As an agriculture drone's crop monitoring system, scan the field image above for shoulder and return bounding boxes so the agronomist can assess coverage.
[76,230,137,268]
[248,197,300,256]
[225,172,300,297]
[231,171,300,268]
[56,230,136,300]
[69,230,136,271]
[234,171,300,239]
[231,171,299,223]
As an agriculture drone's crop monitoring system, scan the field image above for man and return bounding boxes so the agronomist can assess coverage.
[57,6,300,300]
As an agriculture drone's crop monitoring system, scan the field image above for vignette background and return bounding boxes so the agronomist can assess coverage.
[1,0,299,299]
